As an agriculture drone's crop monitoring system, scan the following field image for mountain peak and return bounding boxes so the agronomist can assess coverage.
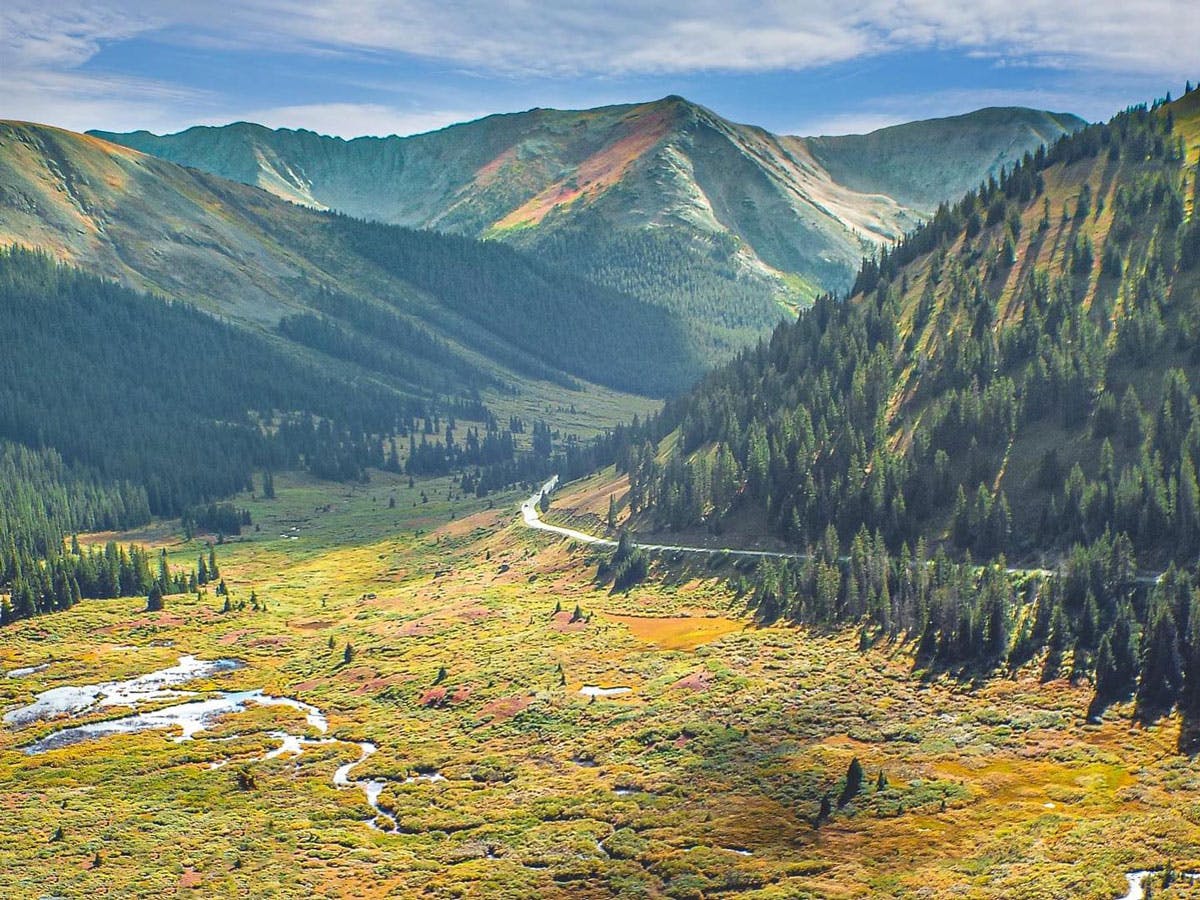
[88,100,1083,331]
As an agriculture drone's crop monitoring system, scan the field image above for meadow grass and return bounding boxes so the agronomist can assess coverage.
[2,471,1199,897]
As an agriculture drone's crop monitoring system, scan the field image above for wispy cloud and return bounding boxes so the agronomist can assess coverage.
[233,102,492,138]
[206,0,1200,78]
[2,0,1197,136]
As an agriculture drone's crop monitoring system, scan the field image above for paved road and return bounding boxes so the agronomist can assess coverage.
[520,476,1168,584]
[521,476,806,559]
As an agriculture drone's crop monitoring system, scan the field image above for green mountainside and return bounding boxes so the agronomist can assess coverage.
[94,99,1082,360]
[0,122,685,625]
[623,88,1200,722]
[0,120,695,396]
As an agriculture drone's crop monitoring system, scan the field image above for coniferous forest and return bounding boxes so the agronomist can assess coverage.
[621,89,1200,725]
[0,247,615,625]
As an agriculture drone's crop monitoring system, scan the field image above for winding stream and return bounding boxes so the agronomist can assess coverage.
[4,656,402,831]
[333,741,399,832]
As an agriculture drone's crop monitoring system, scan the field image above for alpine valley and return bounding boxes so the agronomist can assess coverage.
[3,78,1200,900]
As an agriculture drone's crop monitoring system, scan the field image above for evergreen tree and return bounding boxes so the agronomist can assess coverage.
[1138,594,1183,713]
[839,757,864,806]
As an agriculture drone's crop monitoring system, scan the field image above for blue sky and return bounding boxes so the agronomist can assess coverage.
[4,1,1198,138]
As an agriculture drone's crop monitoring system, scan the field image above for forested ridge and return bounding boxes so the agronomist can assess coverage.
[0,245,641,627]
[0,248,576,625]
[527,213,792,361]
[328,216,701,396]
[617,87,1200,726]
[0,120,704,401]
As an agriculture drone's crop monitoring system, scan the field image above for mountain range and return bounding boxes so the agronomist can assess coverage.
[93,98,1085,359]
[0,119,695,398]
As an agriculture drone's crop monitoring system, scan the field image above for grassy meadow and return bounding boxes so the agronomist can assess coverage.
[1,470,1199,898]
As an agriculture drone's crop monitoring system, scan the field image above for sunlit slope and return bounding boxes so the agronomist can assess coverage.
[636,90,1200,557]
[0,121,699,396]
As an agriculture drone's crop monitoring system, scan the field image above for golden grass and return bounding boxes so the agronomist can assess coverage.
[2,470,1200,898]
[603,613,745,651]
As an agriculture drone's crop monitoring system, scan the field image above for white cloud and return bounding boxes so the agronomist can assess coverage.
[209,0,1200,78]
[2,0,1197,135]
[232,102,492,138]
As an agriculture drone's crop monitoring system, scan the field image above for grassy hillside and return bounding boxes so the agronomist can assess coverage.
[612,87,1200,720]
[0,120,698,397]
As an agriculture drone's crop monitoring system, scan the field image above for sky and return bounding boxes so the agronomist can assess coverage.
[3,1,1198,139]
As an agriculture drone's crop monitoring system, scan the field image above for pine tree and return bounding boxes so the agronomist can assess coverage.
[1138,595,1183,713]
[157,550,171,594]
[145,584,164,612]
[839,757,865,806]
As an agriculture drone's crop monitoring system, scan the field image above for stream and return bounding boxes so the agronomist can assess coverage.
[4,656,402,831]
[1118,870,1200,900]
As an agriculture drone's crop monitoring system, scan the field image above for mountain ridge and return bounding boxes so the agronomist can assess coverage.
[805,106,1087,211]
[92,98,1084,352]
[0,119,698,397]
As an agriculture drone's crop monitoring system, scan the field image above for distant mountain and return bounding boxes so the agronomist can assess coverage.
[0,120,697,397]
[805,107,1088,212]
[94,98,1084,360]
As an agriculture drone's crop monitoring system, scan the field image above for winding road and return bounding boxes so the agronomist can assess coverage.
[521,476,804,560]
[520,477,1169,585]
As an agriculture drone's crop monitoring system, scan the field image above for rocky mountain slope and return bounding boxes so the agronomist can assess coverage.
[94,99,1084,358]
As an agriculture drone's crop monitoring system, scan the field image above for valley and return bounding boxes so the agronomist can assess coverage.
[3,471,1200,898]
[1,27,1199,896]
